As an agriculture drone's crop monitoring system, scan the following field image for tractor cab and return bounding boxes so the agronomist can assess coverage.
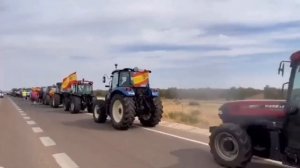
[105,67,151,89]
[103,66,158,99]
[281,51,300,163]
[71,80,93,95]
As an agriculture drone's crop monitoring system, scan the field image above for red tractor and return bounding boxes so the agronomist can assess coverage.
[209,51,300,168]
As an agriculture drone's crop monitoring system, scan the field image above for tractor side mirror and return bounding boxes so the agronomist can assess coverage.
[102,76,106,83]
[278,61,290,77]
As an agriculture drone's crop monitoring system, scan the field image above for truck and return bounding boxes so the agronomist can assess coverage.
[209,51,300,168]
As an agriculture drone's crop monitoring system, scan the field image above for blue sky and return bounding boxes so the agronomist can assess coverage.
[0,0,299,90]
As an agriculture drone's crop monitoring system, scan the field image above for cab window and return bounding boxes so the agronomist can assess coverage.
[111,72,119,89]
[119,71,131,87]
[290,66,300,108]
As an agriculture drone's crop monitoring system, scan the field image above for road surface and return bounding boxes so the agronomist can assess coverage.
[0,96,284,168]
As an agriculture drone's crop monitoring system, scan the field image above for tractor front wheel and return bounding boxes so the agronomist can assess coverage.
[139,97,163,127]
[70,96,81,114]
[110,95,135,130]
[209,123,252,168]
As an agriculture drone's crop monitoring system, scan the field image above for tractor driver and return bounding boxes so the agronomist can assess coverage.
[120,72,131,87]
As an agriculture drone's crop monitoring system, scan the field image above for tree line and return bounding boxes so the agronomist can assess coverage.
[93,85,285,100]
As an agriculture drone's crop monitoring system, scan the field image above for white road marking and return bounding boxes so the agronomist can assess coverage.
[143,128,209,146]
[53,153,79,168]
[26,121,36,125]
[144,128,284,166]
[85,113,93,116]
[253,157,284,166]
[32,127,43,133]
[39,137,56,147]
[23,116,30,120]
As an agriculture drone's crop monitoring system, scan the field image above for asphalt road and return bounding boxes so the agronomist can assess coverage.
[0,96,284,168]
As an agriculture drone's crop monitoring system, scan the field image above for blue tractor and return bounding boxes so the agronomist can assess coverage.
[93,65,163,130]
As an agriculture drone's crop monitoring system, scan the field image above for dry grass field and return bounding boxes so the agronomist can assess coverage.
[162,99,224,129]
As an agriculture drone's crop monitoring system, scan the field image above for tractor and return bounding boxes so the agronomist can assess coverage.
[41,85,55,105]
[50,82,62,108]
[92,65,163,130]
[209,51,300,168]
[62,79,94,114]
[50,72,95,113]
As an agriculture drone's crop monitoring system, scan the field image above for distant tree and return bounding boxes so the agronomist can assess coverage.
[264,85,284,99]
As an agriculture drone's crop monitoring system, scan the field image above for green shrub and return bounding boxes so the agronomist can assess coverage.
[190,110,201,116]
[168,112,199,125]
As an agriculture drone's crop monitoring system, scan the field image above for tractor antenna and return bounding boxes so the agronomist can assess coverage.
[115,64,118,70]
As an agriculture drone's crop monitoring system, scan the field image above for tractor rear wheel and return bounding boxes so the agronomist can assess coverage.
[70,96,81,114]
[64,97,71,111]
[51,94,60,108]
[110,95,135,130]
[139,97,163,127]
[45,95,50,105]
[209,123,252,168]
[93,100,107,123]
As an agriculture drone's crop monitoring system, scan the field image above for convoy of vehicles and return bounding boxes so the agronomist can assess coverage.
[7,67,163,130]
[7,51,300,167]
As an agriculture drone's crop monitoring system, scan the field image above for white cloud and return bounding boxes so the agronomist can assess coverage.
[0,0,300,90]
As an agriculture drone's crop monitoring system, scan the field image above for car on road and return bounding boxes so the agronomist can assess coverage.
[0,91,4,98]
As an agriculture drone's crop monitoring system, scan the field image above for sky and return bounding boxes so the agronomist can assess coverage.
[0,0,299,90]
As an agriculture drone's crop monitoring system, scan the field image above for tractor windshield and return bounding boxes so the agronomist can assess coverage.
[119,71,131,87]
[290,65,300,108]
[78,84,93,94]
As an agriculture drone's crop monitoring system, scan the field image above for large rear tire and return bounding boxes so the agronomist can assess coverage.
[139,97,163,127]
[45,95,50,105]
[64,97,71,111]
[209,123,252,168]
[70,96,81,114]
[93,100,107,123]
[110,95,135,130]
[51,94,60,108]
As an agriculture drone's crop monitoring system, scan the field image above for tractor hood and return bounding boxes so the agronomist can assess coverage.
[219,100,287,120]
